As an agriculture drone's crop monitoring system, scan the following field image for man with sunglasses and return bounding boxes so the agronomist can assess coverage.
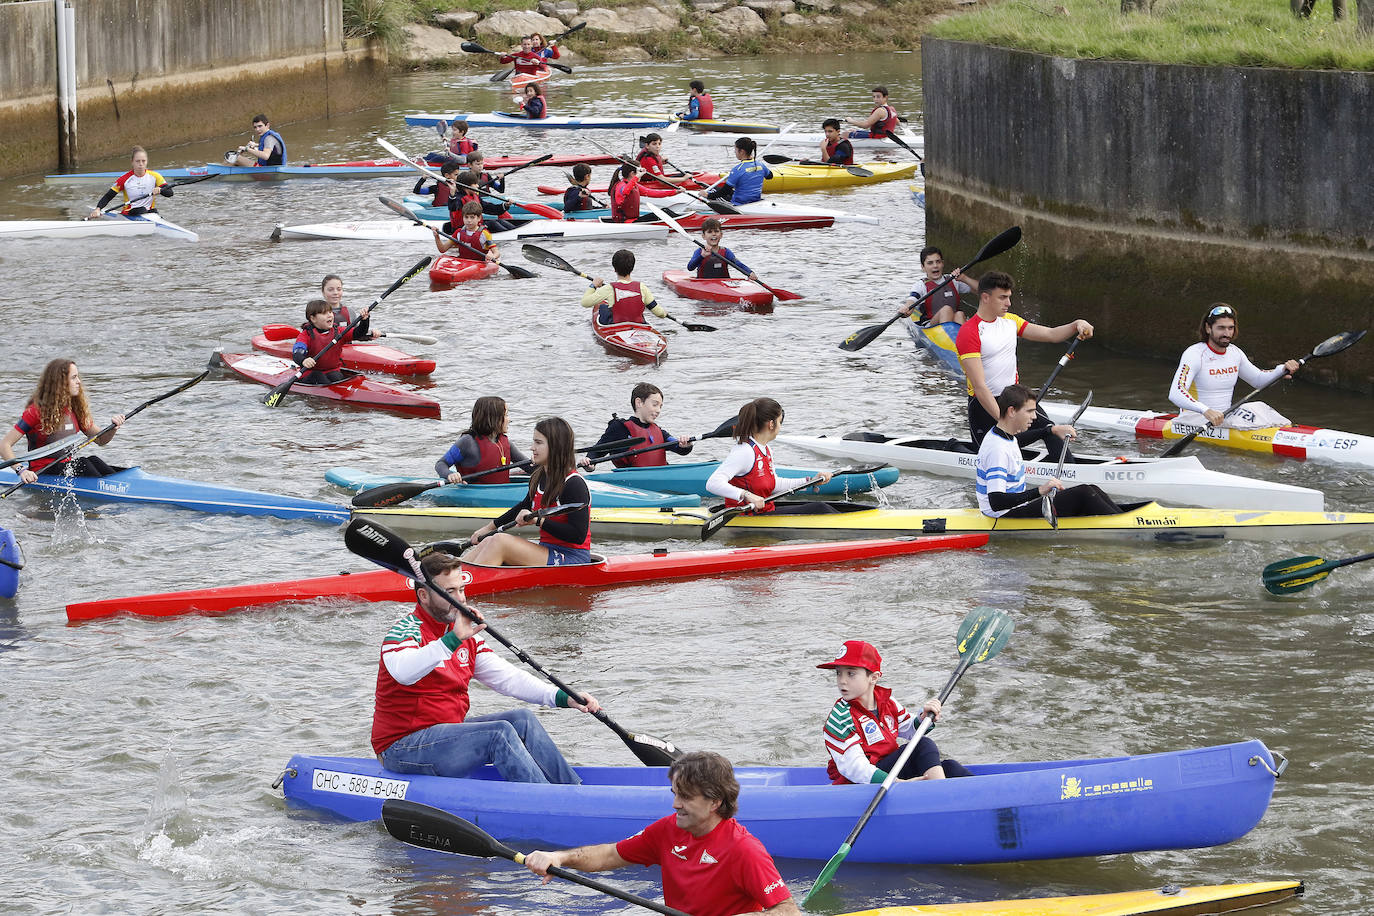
[1169,304,1301,429]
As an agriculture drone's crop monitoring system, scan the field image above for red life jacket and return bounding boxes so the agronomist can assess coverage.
[532,471,591,550]
[696,93,714,119]
[918,277,963,322]
[618,418,668,467]
[696,248,731,279]
[17,405,80,472]
[608,281,647,324]
[455,225,490,256]
[450,137,478,159]
[636,149,666,176]
[869,104,899,138]
[506,50,544,75]
[610,179,640,223]
[465,434,513,483]
[297,323,351,372]
[825,686,906,785]
[725,439,777,510]
[823,137,854,165]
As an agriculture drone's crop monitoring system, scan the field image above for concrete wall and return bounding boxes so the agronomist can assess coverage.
[0,0,383,178]
[921,38,1374,392]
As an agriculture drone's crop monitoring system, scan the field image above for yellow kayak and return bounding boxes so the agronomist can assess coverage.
[764,161,918,191]
[838,880,1302,915]
[352,500,1374,543]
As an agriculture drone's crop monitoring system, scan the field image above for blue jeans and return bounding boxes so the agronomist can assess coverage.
[379,709,581,784]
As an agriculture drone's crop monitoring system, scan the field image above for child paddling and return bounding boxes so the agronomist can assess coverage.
[590,383,694,467]
[688,217,759,283]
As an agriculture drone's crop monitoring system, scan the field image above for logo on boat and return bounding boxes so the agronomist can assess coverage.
[1135,516,1178,526]
[1061,772,1153,799]
[354,524,391,546]
[96,479,129,494]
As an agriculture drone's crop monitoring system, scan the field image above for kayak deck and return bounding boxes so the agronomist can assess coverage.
[253,325,436,376]
[210,352,441,418]
[838,881,1303,915]
[591,313,667,364]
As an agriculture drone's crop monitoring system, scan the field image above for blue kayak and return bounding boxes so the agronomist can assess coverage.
[0,467,347,523]
[325,467,700,509]
[905,319,963,375]
[585,460,899,498]
[0,526,21,598]
[43,160,421,185]
[280,738,1282,864]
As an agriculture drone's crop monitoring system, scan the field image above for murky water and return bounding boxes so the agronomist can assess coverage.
[0,52,1368,915]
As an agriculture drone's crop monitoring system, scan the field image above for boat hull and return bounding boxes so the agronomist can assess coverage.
[211,352,441,418]
[252,325,435,376]
[0,466,346,522]
[280,740,1279,864]
[592,313,666,363]
[0,219,154,239]
[662,269,774,307]
[65,534,985,621]
[686,130,924,151]
[406,112,673,129]
[428,255,500,285]
[324,467,700,509]
[0,527,20,599]
[585,460,899,497]
[42,156,612,185]
[692,162,919,192]
[838,881,1303,916]
[775,434,1324,512]
[273,218,668,243]
[904,319,963,374]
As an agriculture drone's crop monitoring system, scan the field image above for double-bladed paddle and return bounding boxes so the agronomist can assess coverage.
[0,369,210,498]
[421,503,582,553]
[642,200,803,302]
[761,153,874,178]
[585,415,738,467]
[1042,390,1092,529]
[700,463,890,541]
[263,256,432,408]
[1158,329,1367,459]
[803,606,1014,905]
[1036,337,1083,401]
[374,331,440,345]
[381,799,692,916]
[839,226,1022,352]
[583,136,745,217]
[377,195,537,280]
[378,137,564,222]
[343,518,682,766]
[86,172,219,218]
[1263,550,1374,595]
[349,435,646,508]
[462,39,573,74]
[520,244,717,332]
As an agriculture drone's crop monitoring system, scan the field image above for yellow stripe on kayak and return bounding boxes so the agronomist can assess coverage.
[1154,422,1290,455]
[836,880,1303,916]
[763,161,918,192]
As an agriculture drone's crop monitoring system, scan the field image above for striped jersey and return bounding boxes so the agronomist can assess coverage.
[975,426,1025,517]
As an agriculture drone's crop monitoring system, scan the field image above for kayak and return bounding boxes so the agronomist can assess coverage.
[662,269,774,308]
[536,182,704,198]
[905,319,963,374]
[64,534,986,622]
[406,112,673,130]
[691,162,919,192]
[592,312,666,364]
[775,433,1325,512]
[252,325,436,376]
[271,218,669,244]
[633,114,780,133]
[0,217,165,240]
[509,67,551,90]
[655,194,879,225]
[324,467,701,509]
[279,738,1281,863]
[210,352,441,419]
[0,526,21,599]
[400,196,834,232]
[686,129,924,152]
[0,466,347,522]
[839,881,1303,916]
[586,461,900,498]
[350,499,1374,542]
[1042,401,1374,467]
[427,255,500,285]
[911,182,926,208]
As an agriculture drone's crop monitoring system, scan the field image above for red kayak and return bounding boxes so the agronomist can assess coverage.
[428,255,500,285]
[664,212,833,231]
[662,269,774,308]
[252,325,436,376]
[591,312,666,364]
[210,352,441,418]
[65,534,988,622]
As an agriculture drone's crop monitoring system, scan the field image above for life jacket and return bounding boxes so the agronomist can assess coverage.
[297,323,349,372]
[610,178,640,223]
[823,137,854,165]
[695,93,714,120]
[531,471,591,550]
[725,439,776,510]
[465,434,513,483]
[431,182,454,208]
[636,148,666,176]
[918,277,963,322]
[825,686,906,785]
[455,225,490,256]
[19,406,80,472]
[696,248,731,279]
[608,281,647,324]
[869,104,898,139]
[522,95,547,120]
[255,129,286,166]
[618,418,668,467]
[449,137,478,160]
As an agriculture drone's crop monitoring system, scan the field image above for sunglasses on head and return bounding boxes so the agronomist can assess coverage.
[1208,305,1235,318]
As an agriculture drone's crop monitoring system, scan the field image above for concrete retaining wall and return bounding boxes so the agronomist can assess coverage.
[921,38,1374,392]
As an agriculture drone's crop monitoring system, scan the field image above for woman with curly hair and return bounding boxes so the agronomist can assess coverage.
[0,359,125,484]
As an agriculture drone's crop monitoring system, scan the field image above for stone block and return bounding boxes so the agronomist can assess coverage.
[743,0,796,13]
[781,11,806,25]
[709,5,767,33]
[609,45,654,61]
[400,23,467,61]
[837,0,873,12]
[434,10,481,32]
[802,0,836,9]
[473,9,567,39]
[583,6,680,32]
[692,0,732,10]
[812,14,839,25]
[537,0,579,18]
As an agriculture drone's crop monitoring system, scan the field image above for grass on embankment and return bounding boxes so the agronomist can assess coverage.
[927,0,1374,70]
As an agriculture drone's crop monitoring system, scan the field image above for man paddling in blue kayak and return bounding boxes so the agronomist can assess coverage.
[231,113,285,167]
[522,751,802,916]
[372,551,600,782]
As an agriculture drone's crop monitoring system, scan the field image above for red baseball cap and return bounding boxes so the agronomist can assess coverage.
[817,640,882,673]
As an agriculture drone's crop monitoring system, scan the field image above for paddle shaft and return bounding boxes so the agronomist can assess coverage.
[584,137,733,213]
[464,40,572,73]
[642,200,800,300]
[90,173,216,215]
[701,463,887,539]
[1158,350,1315,458]
[1035,337,1082,401]
[585,418,735,466]
[1043,391,1092,526]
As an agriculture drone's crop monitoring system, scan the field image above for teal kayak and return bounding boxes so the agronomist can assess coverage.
[324,467,700,509]
[585,460,900,497]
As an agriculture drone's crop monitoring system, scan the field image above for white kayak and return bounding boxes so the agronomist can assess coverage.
[271,218,668,243]
[775,432,1325,512]
[405,112,673,130]
[685,130,924,152]
[654,193,880,225]
[0,212,198,242]
[1041,401,1374,468]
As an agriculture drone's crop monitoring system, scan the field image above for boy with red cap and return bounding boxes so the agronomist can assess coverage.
[819,639,972,785]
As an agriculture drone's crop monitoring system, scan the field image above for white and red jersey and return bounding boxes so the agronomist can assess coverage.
[500,49,544,75]
[955,312,1028,397]
[1169,341,1287,415]
[616,814,792,916]
[706,439,780,509]
[109,169,167,213]
[822,685,915,785]
[371,608,559,755]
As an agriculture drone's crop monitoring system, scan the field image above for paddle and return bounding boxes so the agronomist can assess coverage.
[564,171,611,209]
[379,137,561,221]
[642,200,803,302]
[586,414,738,467]
[0,369,209,498]
[1263,550,1374,595]
[1158,329,1367,459]
[461,503,581,549]
[584,136,743,217]
[86,173,218,218]
[374,331,439,345]
[1035,337,1082,401]
[491,152,553,183]
[839,226,1022,352]
[349,435,645,508]
[520,244,717,332]
[377,195,537,280]
[462,40,574,74]
[803,606,1014,905]
[381,799,692,916]
[885,131,923,162]
[700,463,891,542]
[263,256,432,408]
[761,154,874,178]
[690,122,798,213]
[1042,390,1092,529]
[343,518,682,765]
[490,66,515,83]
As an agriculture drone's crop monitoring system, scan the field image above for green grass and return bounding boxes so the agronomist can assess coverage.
[927,0,1374,70]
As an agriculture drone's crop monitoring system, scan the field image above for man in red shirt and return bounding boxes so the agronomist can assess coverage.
[523,751,801,916]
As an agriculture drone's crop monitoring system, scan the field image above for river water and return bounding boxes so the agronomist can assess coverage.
[1,52,1370,915]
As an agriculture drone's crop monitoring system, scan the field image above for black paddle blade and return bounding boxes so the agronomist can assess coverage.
[490,66,514,83]
[344,517,424,579]
[460,40,496,55]
[972,225,1022,263]
[705,199,742,216]
[622,730,682,766]
[522,243,577,273]
[351,480,440,508]
[668,314,717,332]
[382,799,518,861]
[1262,556,1329,595]
[1312,328,1367,358]
[838,313,904,352]
[262,376,297,408]
[762,153,791,164]
[379,194,418,223]
[556,20,587,39]
[703,415,739,439]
